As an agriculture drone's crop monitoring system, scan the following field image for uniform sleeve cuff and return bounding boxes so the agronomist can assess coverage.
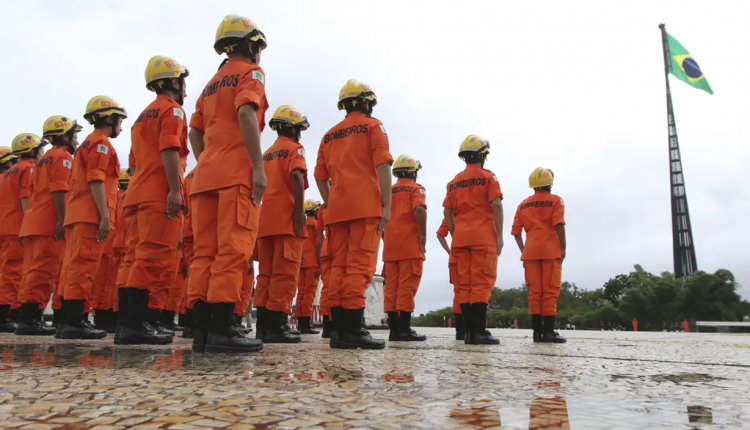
[373,152,394,167]
[235,91,261,111]
[49,182,70,193]
[160,136,182,151]
[87,170,106,183]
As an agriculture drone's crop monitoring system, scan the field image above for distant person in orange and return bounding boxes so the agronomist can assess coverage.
[437,218,463,340]
[255,105,309,344]
[511,167,566,343]
[57,96,126,340]
[315,79,393,350]
[443,135,503,345]
[317,202,332,338]
[296,199,322,335]
[117,56,190,346]
[632,319,638,332]
[180,168,195,339]
[15,117,81,336]
[383,155,427,342]
[0,133,46,333]
[682,319,689,333]
[186,14,268,353]
[108,169,130,334]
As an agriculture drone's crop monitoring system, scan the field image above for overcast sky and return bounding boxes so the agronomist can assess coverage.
[2,1,748,314]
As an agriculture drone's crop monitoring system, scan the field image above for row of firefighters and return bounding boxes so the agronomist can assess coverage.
[0,13,567,353]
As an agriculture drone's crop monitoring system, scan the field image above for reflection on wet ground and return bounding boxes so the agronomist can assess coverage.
[0,328,748,429]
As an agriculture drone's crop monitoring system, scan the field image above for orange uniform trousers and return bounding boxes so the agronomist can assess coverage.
[296,267,319,318]
[164,252,183,312]
[449,261,460,314]
[255,235,303,314]
[106,251,123,311]
[18,236,65,306]
[187,185,258,306]
[124,202,182,311]
[116,206,138,291]
[59,223,106,301]
[319,256,332,317]
[0,236,24,306]
[236,265,254,317]
[52,260,63,310]
[328,218,381,310]
[178,236,194,313]
[383,259,423,313]
[452,245,497,305]
[91,249,114,310]
[524,259,562,316]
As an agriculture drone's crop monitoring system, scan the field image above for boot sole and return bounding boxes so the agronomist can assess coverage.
[337,341,386,350]
[115,338,173,345]
[59,333,107,340]
[205,344,264,353]
[263,338,301,344]
[389,338,427,342]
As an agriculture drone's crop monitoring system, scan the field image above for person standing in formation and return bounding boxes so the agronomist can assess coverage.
[316,197,332,338]
[296,199,322,335]
[436,216,463,340]
[315,79,393,350]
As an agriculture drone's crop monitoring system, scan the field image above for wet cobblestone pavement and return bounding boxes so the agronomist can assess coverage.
[1,328,749,429]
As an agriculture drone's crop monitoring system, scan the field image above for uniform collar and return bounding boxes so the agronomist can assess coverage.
[346,111,366,119]
[396,177,415,186]
[466,164,483,172]
[18,158,35,166]
[275,135,299,146]
[157,94,174,104]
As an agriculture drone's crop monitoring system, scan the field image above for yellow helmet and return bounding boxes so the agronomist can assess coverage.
[11,133,45,155]
[118,168,132,184]
[304,199,320,212]
[145,56,190,91]
[0,146,15,164]
[214,14,267,55]
[43,115,83,138]
[458,134,490,157]
[337,79,377,111]
[392,154,421,176]
[269,105,309,131]
[528,167,554,188]
[84,96,128,125]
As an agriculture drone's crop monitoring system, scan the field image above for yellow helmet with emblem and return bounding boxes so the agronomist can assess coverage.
[304,199,320,212]
[338,79,377,111]
[528,167,554,189]
[392,154,421,176]
[458,134,490,157]
[11,133,45,155]
[119,168,132,184]
[214,14,267,55]
[269,105,310,131]
[145,56,190,91]
[84,95,128,125]
[0,146,15,164]
[43,115,83,138]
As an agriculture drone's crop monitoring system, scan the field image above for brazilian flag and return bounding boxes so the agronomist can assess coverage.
[667,33,713,94]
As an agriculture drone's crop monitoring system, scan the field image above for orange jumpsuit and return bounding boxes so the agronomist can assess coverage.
[296,215,320,318]
[511,191,565,316]
[317,208,331,318]
[107,190,127,311]
[123,95,188,310]
[178,169,194,314]
[60,130,120,301]
[437,220,460,315]
[18,147,72,307]
[256,136,308,314]
[383,178,426,313]
[164,251,184,312]
[0,158,35,307]
[187,57,268,306]
[443,165,503,305]
[314,112,393,310]
[91,232,115,312]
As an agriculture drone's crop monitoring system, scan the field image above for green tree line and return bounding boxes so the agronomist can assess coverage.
[412,265,750,331]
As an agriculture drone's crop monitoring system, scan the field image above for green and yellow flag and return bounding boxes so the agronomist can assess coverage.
[667,33,713,94]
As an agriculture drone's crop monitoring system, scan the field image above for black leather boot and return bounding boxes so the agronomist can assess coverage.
[460,304,472,344]
[233,315,252,335]
[160,310,182,331]
[531,314,543,343]
[114,288,129,343]
[255,307,267,340]
[9,307,19,322]
[329,307,344,348]
[181,310,194,338]
[51,309,62,328]
[116,288,172,345]
[93,309,108,331]
[297,317,320,334]
[284,314,301,335]
[0,305,17,333]
[192,300,211,352]
[338,308,385,350]
[205,302,264,353]
[321,315,331,339]
[148,308,174,336]
[106,311,117,333]
[15,303,55,336]
[454,313,464,341]
[387,311,399,341]
[263,310,301,343]
[59,300,107,339]
[393,311,426,342]
[541,316,567,343]
[469,303,499,345]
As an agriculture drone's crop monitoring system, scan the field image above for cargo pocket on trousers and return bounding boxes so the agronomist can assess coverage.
[360,219,381,253]
[412,260,423,277]
[551,261,562,292]
[236,190,256,231]
[482,250,498,276]
[147,202,181,247]
[283,238,302,266]
[80,232,104,261]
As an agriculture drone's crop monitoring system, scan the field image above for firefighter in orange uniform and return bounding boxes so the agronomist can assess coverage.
[437,218,463,340]
[108,169,130,332]
[296,199,321,335]
[57,96,126,340]
[511,167,566,343]
[16,117,81,336]
[186,14,268,353]
[316,203,332,338]
[117,56,190,346]
[383,155,427,342]
[443,135,503,345]
[314,79,393,350]
[0,134,46,333]
[180,168,195,338]
[255,105,309,343]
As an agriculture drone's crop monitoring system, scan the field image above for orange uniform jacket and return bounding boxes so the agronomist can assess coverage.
[64,130,120,227]
[182,170,195,240]
[443,164,503,250]
[313,112,393,225]
[383,178,426,262]
[0,158,35,236]
[511,191,565,260]
[20,147,73,238]
[189,58,268,196]
[317,208,330,260]
[300,216,319,268]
